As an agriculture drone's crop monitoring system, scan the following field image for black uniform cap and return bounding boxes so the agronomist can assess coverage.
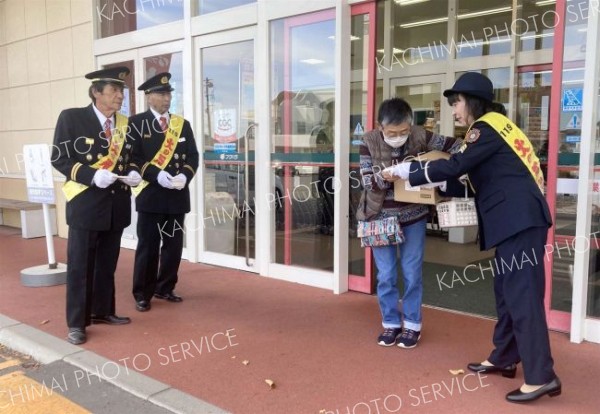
[443,72,494,102]
[138,72,174,94]
[85,66,130,84]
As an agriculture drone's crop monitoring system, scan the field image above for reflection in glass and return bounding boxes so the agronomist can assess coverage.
[517,0,556,52]
[96,0,183,38]
[517,69,552,180]
[144,52,183,116]
[196,0,255,15]
[391,0,449,63]
[394,83,441,134]
[271,13,336,270]
[456,0,512,58]
[550,1,589,312]
[348,13,371,277]
[587,81,600,319]
[201,41,255,258]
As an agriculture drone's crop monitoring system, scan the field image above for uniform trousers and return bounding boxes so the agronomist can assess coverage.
[488,225,556,385]
[66,226,123,328]
[132,212,185,302]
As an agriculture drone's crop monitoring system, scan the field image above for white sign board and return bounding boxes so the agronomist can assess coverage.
[23,144,55,204]
[213,108,238,143]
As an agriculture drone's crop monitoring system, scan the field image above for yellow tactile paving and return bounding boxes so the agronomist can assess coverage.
[0,371,90,413]
[0,360,21,371]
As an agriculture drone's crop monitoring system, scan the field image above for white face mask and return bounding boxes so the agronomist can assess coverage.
[383,134,409,148]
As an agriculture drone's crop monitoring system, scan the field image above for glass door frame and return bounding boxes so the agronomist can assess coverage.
[264,7,341,290]
[389,74,451,135]
[193,26,259,273]
[348,1,377,293]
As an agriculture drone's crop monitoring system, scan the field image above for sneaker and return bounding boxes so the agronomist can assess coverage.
[397,328,421,349]
[377,327,402,346]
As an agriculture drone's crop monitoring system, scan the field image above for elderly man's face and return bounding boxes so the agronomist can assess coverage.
[93,83,124,114]
[147,91,172,115]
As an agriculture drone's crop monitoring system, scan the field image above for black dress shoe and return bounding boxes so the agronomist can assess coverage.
[506,377,561,403]
[136,300,151,312]
[154,292,183,302]
[467,362,517,378]
[91,314,131,325]
[67,328,86,345]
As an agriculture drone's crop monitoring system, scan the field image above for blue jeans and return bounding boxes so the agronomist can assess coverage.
[372,218,426,331]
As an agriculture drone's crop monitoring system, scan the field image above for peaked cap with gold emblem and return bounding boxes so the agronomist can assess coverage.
[85,66,130,84]
[138,72,174,94]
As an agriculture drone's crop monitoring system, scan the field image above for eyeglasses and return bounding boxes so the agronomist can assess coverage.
[381,126,411,137]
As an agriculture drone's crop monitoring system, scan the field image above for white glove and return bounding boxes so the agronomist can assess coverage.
[92,169,118,188]
[390,162,413,180]
[421,181,447,191]
[121,171,142,187]
[170,173,187,190]
[157,170,175,189]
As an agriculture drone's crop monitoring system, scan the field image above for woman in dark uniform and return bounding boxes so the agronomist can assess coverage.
[385,72,561,403]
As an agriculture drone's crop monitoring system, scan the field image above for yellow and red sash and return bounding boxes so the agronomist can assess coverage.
[461,112,545,194]
[62,113,128,201]
[132,114,184,197]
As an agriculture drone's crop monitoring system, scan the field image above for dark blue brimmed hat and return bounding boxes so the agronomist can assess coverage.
[443,72,494,102]
[138,72,174,94]
[85,66,129,84]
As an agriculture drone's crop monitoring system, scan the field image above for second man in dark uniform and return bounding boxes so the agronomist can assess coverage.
[129,72,199,312]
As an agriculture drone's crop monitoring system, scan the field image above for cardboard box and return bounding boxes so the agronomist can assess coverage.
[393,150,450,205]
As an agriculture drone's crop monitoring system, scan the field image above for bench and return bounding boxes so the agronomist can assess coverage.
[0,198,57,239]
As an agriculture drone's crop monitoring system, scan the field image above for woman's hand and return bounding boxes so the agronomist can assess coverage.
[383,163,412,181]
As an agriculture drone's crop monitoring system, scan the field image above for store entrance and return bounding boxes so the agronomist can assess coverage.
[390,75,496,317]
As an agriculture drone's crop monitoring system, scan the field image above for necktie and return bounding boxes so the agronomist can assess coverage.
[159,116,168,133]
[104,119,112,141]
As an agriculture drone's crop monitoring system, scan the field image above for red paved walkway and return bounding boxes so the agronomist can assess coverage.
[1,226,599,413]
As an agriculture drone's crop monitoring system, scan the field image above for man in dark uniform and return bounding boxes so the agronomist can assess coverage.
[129,72,199,312]
[52,67,142,345]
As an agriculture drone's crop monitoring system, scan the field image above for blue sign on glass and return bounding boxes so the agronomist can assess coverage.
[565,135,581,143]
[214,143,236,153]
[562,89,583,112]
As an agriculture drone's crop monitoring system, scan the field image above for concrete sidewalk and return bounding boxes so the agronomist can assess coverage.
[0,314,228,413]
[1,226,599,413]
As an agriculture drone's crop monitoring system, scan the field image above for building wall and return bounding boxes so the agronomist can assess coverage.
[0,0,94,236]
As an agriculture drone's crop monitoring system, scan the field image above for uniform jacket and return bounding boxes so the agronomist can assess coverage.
[409,119,552,250]
[51,104,137,231]
[129,110,199,214]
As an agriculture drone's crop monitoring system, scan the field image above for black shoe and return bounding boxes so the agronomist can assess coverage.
[91,314,131,325]
[377,327,402,346]
[154,292,183,302]
[136,300,151,312]
[67,328,86,345]
[506,377,561,403]
[467,362,517,378]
